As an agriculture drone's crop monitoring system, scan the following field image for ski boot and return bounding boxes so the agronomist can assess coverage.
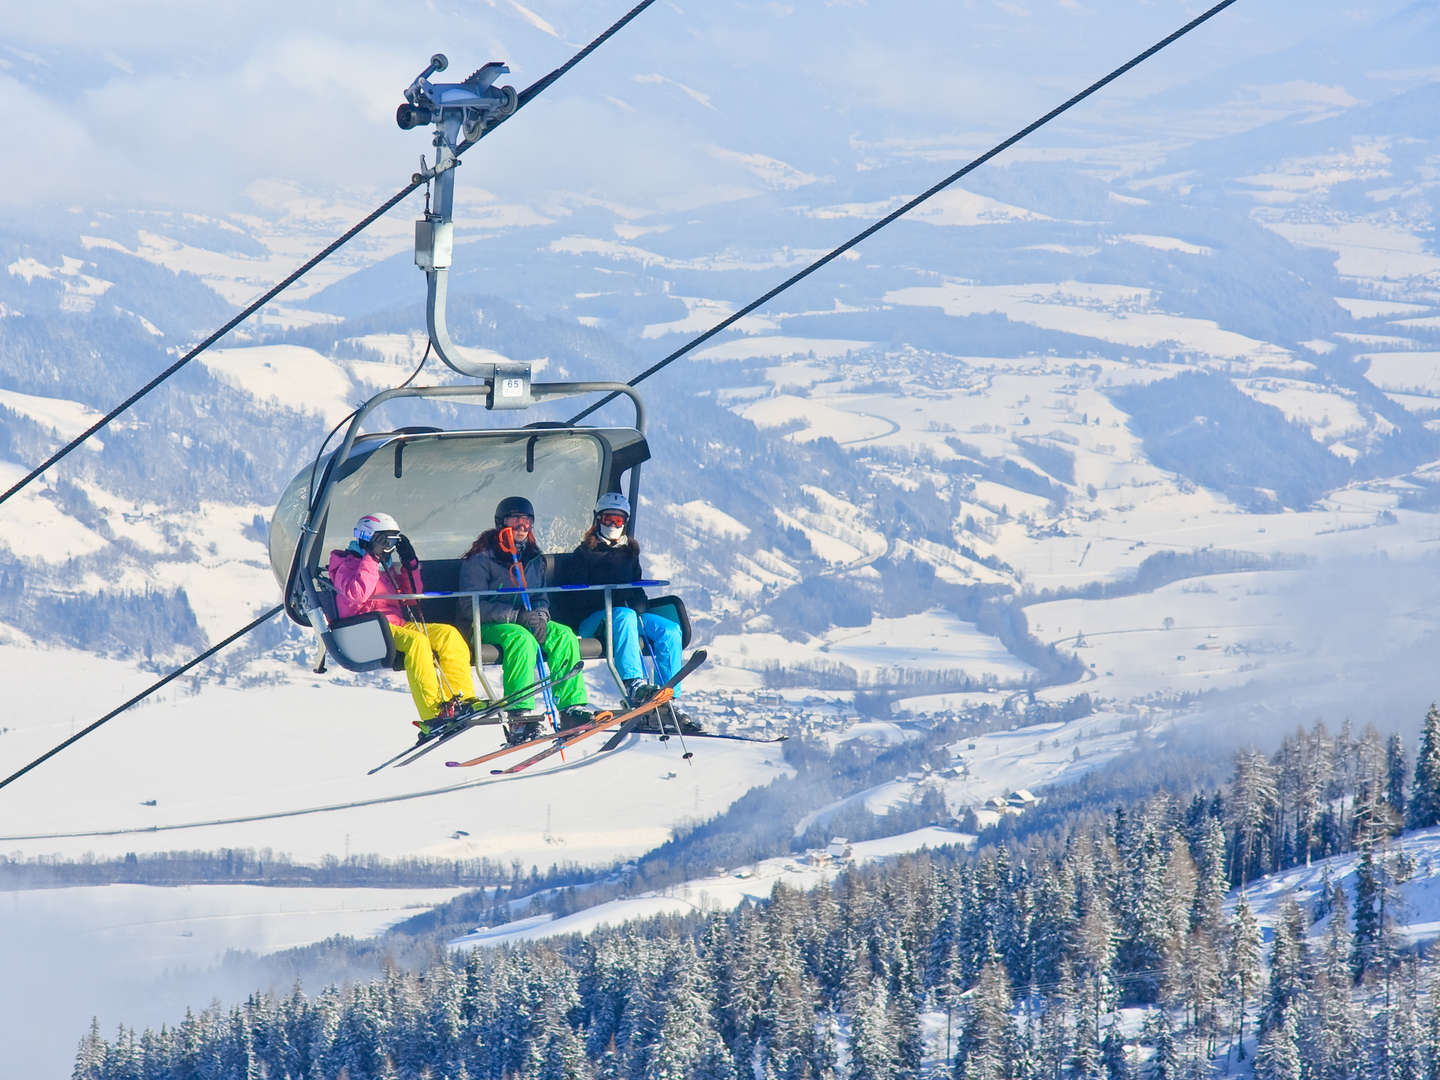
[504,712,543,746]
[452,696,487,721]
[631,702,702,736]
[624,679,659,707]
[629,710,669,734]
[669,704,704,735]
[426,696,485,738]
[559,704,597,731]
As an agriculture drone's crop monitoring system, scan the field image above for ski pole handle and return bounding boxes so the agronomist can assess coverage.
[498,526,534,607]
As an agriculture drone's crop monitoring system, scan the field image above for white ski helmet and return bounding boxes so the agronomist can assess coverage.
[354,512,401,543]
[594,492,631,519]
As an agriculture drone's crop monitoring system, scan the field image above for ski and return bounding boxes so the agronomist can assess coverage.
[494,649,708,774]
[442,691,666,771]
[610,729,788,745]
[440,717,602,771]
[597,709,661,752]
[445,649,708,772]
[492,688,677,775]
[367,660,584,774]
[597,697,690,751]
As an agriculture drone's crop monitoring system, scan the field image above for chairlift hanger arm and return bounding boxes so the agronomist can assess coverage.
[402,55,530,401]
[0,4,660,509]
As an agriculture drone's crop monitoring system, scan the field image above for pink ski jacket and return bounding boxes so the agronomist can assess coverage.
[327,549,424,626]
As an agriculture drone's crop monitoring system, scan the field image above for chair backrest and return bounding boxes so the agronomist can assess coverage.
[545,552,589,628]
[315,570,341,622]
[645,595,693,649]
[415,558,463,626]
[313,565,398,672]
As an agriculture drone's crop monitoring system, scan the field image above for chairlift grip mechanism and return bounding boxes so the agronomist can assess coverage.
[401,53,528,406]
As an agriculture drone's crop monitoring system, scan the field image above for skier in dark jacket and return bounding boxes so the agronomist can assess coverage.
[458,496,591,741]
[569,493,694,728]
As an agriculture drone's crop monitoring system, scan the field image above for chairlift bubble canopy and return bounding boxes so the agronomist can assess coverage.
[269,382,649,630]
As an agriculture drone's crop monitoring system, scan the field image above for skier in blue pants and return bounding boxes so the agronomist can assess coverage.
[568,493,696,730]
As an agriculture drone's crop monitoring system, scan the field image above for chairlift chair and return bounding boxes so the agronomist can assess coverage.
[267,382,690,702]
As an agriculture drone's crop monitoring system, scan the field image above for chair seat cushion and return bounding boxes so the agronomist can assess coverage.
[475,637,604,664]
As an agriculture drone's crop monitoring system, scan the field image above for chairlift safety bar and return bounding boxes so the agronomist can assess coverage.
[375,579,673,695]
[375,579,669,601]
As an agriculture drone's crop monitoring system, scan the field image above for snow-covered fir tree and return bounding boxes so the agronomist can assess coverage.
[1408,703,1440,829]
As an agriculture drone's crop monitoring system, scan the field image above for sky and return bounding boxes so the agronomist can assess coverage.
[0,0,1395,219]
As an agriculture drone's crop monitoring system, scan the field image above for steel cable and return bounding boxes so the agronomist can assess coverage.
[0,605,283,793]
[0,0,659,510]
[566,0,1240,425]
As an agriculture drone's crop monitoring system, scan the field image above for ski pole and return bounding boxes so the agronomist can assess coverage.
[498,526,562,733]
[642,635,692,763]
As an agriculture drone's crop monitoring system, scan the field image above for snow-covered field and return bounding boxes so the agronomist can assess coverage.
[884,280,1294,366]
[450,826,975,949]
[1025,571,1298,700]
[708,608,1035,687]
[1363,352,1440,395]
[0,882,467,1079]
[1265,221,1440,281]
[0,645,789,867]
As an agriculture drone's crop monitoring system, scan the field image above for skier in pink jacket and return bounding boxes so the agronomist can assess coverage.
[328,512,477,732]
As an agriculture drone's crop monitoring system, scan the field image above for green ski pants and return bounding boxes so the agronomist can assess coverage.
[479,620,586,711]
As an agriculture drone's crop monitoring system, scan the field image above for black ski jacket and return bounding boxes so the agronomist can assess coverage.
[558,537,647,625]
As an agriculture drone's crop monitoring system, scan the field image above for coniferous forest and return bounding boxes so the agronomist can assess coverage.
[73,705,1440,1080]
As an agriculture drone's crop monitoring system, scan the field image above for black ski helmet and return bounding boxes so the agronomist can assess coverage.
[494,496,536,529]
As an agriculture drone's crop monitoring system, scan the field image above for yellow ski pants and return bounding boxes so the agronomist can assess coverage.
[390,621,476,720]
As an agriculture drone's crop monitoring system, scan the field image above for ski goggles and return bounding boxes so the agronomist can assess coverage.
[598,512,627,528]
[502,513,534,526]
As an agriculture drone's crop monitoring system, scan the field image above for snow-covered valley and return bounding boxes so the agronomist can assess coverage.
[5,0,1440,1074]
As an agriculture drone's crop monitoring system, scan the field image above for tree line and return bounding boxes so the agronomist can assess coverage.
[0,848,598,892]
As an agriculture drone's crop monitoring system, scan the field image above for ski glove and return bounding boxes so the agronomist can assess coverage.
[517,608,549,644]
[396,534,419,569]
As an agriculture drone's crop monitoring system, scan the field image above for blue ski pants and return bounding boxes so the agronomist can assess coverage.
[577,607,684,693]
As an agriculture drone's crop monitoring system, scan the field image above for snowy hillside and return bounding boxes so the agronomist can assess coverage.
[1244,824,1440,951]
[5,2,1440,1074]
